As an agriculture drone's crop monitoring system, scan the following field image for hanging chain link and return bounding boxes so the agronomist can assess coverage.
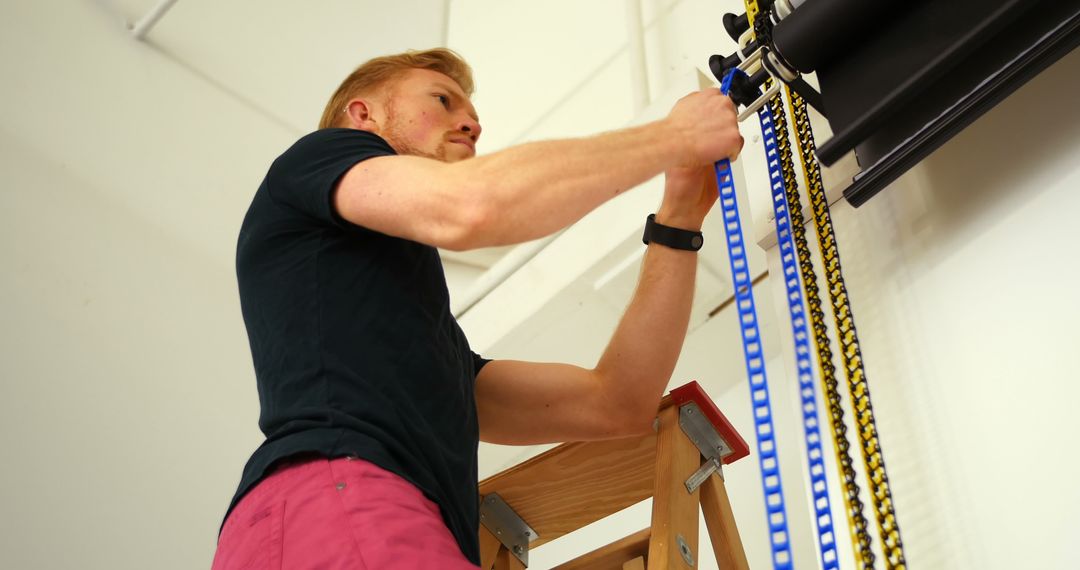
[764,84,876,570]
[738,0,907,567]
[785,90,907,570]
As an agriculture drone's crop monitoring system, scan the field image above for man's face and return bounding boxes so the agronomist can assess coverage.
[377,68,481,163]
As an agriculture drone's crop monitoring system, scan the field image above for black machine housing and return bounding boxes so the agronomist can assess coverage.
[716,0,1080,207]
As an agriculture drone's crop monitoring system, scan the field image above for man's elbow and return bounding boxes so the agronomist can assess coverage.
[600,381,663,438]
[613,408,659,437]
[438,181,498,251]
[438,198,494,251]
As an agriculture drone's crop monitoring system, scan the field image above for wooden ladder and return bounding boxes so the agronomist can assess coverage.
[477,381,752,570]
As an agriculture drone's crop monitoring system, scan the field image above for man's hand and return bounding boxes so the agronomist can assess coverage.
[665,89,744,167]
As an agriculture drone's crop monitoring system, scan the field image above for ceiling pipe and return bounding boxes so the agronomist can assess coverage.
[440,0,452,48]
[625,0,651,113]
[451,233,562,318]
[130,0,179,40]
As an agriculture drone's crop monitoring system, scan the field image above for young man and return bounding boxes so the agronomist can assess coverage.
[213,48,742,569]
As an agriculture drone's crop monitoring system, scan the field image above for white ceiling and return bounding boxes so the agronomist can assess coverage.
[106,0,449,133]
[100,0,515,274]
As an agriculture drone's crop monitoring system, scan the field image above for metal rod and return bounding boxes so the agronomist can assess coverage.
[450,233,560,318]
[130,0,180,40]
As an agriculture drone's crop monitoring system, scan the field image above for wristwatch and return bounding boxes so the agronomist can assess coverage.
[642,214,703,251]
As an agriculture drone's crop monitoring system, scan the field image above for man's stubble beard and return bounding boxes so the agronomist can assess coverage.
[381,104,449,162]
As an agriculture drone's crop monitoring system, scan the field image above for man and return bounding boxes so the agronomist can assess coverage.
[212,48,742,569]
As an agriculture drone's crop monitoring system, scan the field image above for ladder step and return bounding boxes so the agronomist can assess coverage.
[550,528,651,570]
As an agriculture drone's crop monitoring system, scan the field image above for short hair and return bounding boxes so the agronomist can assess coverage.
[318,48,475,129]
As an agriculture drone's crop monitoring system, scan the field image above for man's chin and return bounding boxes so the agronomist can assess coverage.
[438,146,473,163]
[446,144,475,162]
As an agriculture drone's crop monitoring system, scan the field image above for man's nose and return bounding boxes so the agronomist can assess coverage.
[458,117,482,141]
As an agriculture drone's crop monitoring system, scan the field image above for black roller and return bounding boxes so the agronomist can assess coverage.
[723,12,750,42]
[772,0,908,73]
[709,53,742,83]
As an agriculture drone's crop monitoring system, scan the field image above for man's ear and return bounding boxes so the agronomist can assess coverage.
[343,98,380,132]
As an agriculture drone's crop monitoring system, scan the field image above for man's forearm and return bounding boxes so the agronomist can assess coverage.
[592,231,699,431]
[454,120,685,248]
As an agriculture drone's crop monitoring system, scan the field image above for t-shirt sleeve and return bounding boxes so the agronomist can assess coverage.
[472,352,491,376]
[265,128,397,228]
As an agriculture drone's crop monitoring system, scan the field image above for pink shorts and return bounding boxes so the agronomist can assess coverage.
[211,456,480,569]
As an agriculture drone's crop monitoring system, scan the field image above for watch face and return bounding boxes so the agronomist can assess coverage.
[691,235,704,250]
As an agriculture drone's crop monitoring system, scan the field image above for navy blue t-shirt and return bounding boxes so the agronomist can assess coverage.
[228,128,488,563]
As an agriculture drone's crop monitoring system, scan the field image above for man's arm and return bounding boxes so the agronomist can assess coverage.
[475,166,716,445]
[333,90,741,250]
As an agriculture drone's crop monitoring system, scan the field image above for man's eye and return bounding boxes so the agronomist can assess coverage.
[436,94,450,107]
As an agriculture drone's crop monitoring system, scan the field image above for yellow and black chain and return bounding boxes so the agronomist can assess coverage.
[764,85,876,570]
[740,0,877,566]
[785,90,907,569]
[740,0,906,567]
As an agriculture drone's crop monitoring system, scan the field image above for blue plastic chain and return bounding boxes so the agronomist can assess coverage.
[755,95,840,570]
[715,70,794,570]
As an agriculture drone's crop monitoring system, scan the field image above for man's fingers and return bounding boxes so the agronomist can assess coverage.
[668,86,745,166]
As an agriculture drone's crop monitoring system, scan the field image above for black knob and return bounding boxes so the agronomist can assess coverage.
[726,71,764,109]
[708,53,743,83]
[723,12,750,42]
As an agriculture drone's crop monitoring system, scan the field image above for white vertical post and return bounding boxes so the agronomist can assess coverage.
[625,0,650,114]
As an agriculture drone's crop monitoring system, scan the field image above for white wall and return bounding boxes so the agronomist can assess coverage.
[1,2,302,569]
[1,2,451,569]
[791,47,1080,569]
[0,4,270,570]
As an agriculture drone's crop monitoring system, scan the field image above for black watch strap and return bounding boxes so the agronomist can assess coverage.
[642,214,703,251]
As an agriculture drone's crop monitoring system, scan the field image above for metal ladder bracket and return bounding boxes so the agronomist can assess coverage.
[479,492,538,567]
[679,402,733,493]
